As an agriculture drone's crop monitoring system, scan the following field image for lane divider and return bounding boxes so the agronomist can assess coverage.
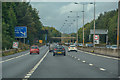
[67,53,108,72]
[0,53,29,63]
[89,64,93,66]
[77,50,120,60]
[23,50,49,80]
[0,46,47,63]
[82,61,86,63]
[67,53,118,76]
[100,68,106,71]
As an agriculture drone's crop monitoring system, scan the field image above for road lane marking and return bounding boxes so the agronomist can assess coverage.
[23,50,49,79]
[89,64,93,66]
[100,68,106,71]
[24,76,30,78]
[77,50,120,60]
[82,61,86,63]
[0,53,29,63]
[0,46,47,63]
[78,58,80,61]
[26,74,31,76]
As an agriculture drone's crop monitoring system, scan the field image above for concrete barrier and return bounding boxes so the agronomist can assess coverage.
[78,47,120,58]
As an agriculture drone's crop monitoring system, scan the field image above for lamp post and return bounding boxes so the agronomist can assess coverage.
[117,0,120,49]
[75,1,96,47]
[89,1,96,47]
[74,2,85,47]
[69,11,79,45]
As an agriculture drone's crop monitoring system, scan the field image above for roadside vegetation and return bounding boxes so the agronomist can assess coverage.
[2,2,61,50]
[78,9,119,45]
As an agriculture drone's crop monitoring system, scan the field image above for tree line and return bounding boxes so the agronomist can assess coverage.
[78,9,119,45]
[2,2,61,50]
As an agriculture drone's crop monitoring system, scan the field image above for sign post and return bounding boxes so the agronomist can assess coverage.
[94,35,99,44]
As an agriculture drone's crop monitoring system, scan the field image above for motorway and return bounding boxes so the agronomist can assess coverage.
[1,45,120,79]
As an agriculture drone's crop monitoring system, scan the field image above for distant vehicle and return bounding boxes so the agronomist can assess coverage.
[49,44,55,52]
[53,45,66,56]
[30,45,39,54]
[46,43,50,46]
[78,43,83,47]
[68,45,77,52]
[86,44,93,47]
[110,45,117,49]
[106,45,111,48]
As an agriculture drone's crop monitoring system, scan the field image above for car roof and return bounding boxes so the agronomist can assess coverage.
[70,45,75,46]
[31,45,38,47]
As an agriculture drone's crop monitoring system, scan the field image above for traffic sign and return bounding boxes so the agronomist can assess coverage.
[15,27,27,38]
[94,35,99,40]
[13,42,19,48]
[93,35,99,44]
[39,40,43,43]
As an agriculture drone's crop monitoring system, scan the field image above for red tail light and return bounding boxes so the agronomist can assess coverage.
[75,47,77,48]
[54,48,57,50]
[69,47,70,48]
[62,48,65,50]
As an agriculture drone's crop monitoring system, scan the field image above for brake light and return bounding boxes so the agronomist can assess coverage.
[75,47,77,48]
[54,48,57,50]
[69,47,70,48]
[62,48,65,50]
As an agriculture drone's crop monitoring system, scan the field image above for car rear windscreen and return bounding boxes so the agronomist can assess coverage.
[31,46,38,49]
[70,46,75,47]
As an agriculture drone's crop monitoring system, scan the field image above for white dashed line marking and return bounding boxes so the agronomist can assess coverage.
[89,64,93,66]
[23,50,49,79]
[78,58,80,60]
[100,68,106,71]
[82,61,86,63]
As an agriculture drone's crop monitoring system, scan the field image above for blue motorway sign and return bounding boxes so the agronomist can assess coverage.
[15,27,27,38]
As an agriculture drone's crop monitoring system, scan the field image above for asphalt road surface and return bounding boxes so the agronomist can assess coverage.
[1,45,120,79]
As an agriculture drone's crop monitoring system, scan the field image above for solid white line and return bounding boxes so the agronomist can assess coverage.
[24,76,30,78]
[26,74,31,76]
[0,53,29,63]
[23,50,49,79]
[78,50,120,60]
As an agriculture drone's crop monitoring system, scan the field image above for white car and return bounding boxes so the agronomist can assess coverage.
[110,45,117,49]
[68,45,77,52]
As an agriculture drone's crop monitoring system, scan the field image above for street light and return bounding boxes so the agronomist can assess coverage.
[74,1,96,47]
[117,0,120,49]
[74,2,85,47]
[69,11,79,45]
[90,1,96,48]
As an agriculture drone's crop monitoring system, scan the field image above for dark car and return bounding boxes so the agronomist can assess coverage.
[30,45,39,54]
[53,45,66,56]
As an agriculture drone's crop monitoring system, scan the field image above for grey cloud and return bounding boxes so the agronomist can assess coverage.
[30,2,118,33]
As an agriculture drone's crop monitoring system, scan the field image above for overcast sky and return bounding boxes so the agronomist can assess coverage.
[30,2,118,33]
